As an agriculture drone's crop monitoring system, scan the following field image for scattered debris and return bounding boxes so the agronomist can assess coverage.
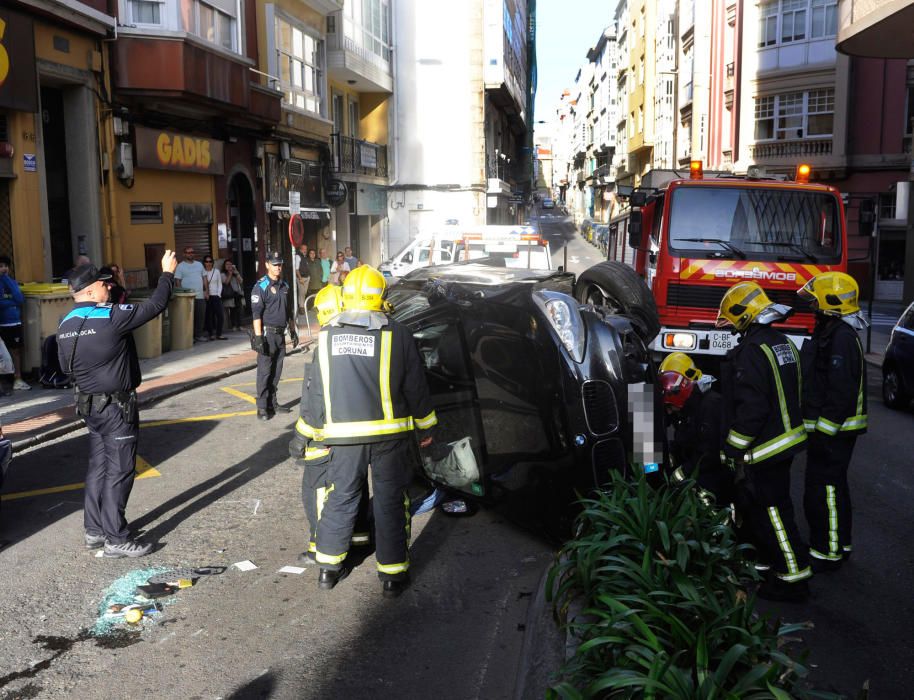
[440,499,478,517]
[277,566,306,575]
[233,560,257,572]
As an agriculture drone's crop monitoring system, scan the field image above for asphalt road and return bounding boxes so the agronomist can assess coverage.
[0,354,556,699]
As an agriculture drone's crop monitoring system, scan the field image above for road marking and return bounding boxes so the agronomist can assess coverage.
[221,387,258,405]
[0,457,161,502]
[141,410,258,428]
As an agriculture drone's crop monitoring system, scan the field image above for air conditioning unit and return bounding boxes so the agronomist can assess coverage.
[115,142,133,180]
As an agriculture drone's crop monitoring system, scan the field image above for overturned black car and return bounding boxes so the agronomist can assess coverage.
[386,260,667,512]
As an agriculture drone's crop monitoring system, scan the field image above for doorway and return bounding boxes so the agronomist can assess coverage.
[40,86,72,277]
[227,173,257,297]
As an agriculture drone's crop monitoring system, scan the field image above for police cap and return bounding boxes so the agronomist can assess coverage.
[69,264,111,293]
[266,251,284,266]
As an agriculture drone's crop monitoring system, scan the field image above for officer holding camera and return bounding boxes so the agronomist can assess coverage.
[251,251,298,420]
[56,252,177,558]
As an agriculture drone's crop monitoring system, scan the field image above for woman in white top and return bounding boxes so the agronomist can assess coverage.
[203,255,227,340]
[329,251,351,285]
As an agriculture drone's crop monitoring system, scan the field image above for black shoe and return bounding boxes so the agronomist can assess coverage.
[810,557,843,574]
[257,409,272,421]
[757,578,809,603]
[318,567,349,590]
[297,551,317,565]
[272,404,293,414]
[382,577,410,599]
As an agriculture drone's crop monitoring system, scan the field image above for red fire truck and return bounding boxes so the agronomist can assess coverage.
[576,162,848,365]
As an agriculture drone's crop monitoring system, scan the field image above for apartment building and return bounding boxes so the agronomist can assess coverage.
[587,27,619,224]
[1,1,116,282]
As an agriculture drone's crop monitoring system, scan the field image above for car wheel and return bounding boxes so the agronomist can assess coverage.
[883,365,909,409]
[575,261,661,343]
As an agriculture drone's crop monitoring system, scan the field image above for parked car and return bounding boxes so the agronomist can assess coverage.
[592,224,609,254]
[542,198,555,209]
[387,259,666,522]
[883,301,914,409]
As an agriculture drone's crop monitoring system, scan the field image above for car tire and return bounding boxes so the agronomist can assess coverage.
[882,364,909,409]
[575,261,661,343]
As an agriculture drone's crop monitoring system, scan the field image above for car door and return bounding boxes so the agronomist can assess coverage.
[896,304,914,391]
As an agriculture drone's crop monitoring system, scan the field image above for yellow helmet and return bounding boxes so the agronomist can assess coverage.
[659,352,702,381]
[716,281,774,332]
[314,284,343,326]
[342,265,387,311]
[798,271,860,317]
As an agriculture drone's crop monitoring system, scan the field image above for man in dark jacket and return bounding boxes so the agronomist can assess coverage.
[717,281,811,601]
[0,255,28,391]
[798,272,867,572]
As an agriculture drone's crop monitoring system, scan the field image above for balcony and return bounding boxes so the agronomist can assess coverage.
[836,0,914,58]
[326,12,392,93]
[332,133,388,179]
[111,34,281,127]
[749,138,833,160]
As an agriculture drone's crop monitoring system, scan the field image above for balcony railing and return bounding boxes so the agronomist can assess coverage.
[327,14,391,72]
[332,133,388,178]
[749,138,832,160]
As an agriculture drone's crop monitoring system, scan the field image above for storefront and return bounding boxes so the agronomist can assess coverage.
[0,4,114,282]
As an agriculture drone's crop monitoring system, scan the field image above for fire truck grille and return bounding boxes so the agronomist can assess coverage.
[582,380,618,436]
[666,283,813,311]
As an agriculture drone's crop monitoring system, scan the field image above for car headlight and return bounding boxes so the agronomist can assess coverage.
[533,291,585,363]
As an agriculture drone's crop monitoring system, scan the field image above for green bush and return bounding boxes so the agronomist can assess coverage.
[546,473,840,700]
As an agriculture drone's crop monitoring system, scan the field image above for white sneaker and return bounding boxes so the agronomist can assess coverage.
[13,379,31,391]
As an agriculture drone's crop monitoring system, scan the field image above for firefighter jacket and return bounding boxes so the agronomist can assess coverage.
[671,390,723,473]
[297,318,438,445]
[800,317,867,436]
[721,324,807,465]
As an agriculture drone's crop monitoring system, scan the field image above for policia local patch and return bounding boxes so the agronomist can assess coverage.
[331,334,376,357]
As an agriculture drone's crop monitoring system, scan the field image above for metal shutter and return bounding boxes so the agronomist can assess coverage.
[174,224,213,259]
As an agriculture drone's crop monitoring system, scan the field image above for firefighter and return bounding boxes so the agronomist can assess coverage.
[299,265,437,598]
[251,251,298,420]
[288,284,371,562]
[797,271,868,573]
[717,281,811,602]
[659,353,733,507]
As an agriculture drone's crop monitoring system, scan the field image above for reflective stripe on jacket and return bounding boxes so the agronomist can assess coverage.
[301,320,437,445]
[800,318,867,436]
[722,324,807,465]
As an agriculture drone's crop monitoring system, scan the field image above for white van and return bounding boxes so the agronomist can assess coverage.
[380,233,460,279]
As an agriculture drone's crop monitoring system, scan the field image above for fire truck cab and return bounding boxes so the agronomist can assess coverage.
[615,163,848,362]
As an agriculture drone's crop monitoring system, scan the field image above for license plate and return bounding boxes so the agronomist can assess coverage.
[709,331,735,350]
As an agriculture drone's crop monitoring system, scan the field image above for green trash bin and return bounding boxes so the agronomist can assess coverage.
[168,290,196,351]
[129,290,163,359]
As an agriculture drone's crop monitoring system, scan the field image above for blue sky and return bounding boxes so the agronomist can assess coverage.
[534,0,615,120]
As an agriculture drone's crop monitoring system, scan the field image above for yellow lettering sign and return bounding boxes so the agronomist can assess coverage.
[156,132,171,164]
[153,131,214,171]
[0,18,9,89]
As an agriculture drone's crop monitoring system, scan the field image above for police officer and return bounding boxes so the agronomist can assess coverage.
[797,272,867,572]
[251,251,298,420]
[289,284,371,563]
[299,265,437,598]
[717,281,811,601]
[57,253,177,557]
[659,353,732,507]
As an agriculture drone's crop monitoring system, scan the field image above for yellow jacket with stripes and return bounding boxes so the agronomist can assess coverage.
[296,319,438,445]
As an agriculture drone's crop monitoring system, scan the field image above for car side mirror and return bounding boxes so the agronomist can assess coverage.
[630,190,648,208]
[402,251,413,264]
[628,211,643,249]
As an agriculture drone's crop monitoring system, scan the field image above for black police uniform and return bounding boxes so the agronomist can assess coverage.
[669,390,734,506]
[56,272,174,544]
[721,323,810,584]
[299,317,437,582]
[801,317,867,564]
[250,274,291,412]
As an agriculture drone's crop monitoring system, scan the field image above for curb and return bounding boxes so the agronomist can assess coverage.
[512,560,565,700]
[10,342,313,454]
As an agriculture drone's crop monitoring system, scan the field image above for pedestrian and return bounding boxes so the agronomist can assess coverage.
[221,260,244,332]
[300,265,438,597]
[202,255,226,340]
[658,352,732,507]
[717,281,811,601]
[175,247,207,342]
[250,251,298,420]
[329,251,350,285]
[318,248,331,285]
[56,253,177,557]
[344,246,358,271]
[305,249,323,297]
[99,265,128,304]
[63,255,91,284]
[294,244,310,315]
[797,272,868,572]
[0,255,29,391]
[289,284,371,563]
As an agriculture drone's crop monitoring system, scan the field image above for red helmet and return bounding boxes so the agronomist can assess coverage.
[659,371,695,411]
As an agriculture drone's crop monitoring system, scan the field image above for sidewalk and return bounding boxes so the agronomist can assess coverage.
[1,318,318,452]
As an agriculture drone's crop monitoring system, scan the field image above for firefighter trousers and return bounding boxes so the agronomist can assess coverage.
[301,453,371,554]
[315,439,412,581]
[804,432,856,562]
[737,458,811,583]
[255,331,286,410]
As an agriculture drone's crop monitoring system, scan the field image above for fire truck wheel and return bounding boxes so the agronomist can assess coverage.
[575,261,661,343]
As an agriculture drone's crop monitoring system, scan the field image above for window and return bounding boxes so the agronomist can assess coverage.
[348,99,359,138]
[806,88,834,136]
[759,0,836,47]
[639,56,644,84]
[810,0,837,38]
[345,0,391,62]
[754,89,834,141]
[905,85,914,136]
[754,96,775,140]
[276,16,325,116]
[780,0,806,42]
[759,1,778,47]
[776,91,804,139]
[181,0,237,51]
[129,0,163,24]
